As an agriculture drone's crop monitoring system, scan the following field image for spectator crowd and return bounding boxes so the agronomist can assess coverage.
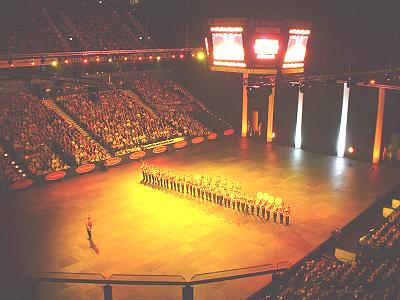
[263,207,400,300]
[0,91,110,178]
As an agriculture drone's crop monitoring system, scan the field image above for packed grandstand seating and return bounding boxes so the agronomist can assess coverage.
[56,89,182,156]
[0,91,110,177]
[0,146,24,185]
[131,78,224,137]
[0,0,151,55]
[0,77,230,183]
[262,207,400,300]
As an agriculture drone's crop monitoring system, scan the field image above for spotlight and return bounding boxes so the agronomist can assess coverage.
[348,146,355,154]
[64,59,70,64]
[95,56,100,62]
[138,56,143,61]
[156,56,161,61]
[12,161,15,164]
[30,60,35,66]
[369,79,376,85]
[22,174,26,177]
[51,60,58,67]
[149,55,153,60]
[272,132,276,139]
[4,153,8,157]
[108,58,113,63]
[83,58,89,64]
[123,56,128,61]
[172,54,176,59]
[197,52,205,61]
[139,36,143,40]
[179,54,184,59]
[191,53,195,58]
[346,77,354,88]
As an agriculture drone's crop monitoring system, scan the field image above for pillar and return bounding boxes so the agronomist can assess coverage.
[266,86,276,142]
[337,83,350,158]
[241,73,249,137]
[103,285,113,300]
[252,111,259,132]
[372,88,386,163]
[294,89,304,148]
[182,285,194,300]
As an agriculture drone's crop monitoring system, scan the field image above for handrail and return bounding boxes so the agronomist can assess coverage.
[1,263,288,287]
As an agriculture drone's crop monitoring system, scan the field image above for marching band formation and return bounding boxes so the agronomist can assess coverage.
[140,163,291,225]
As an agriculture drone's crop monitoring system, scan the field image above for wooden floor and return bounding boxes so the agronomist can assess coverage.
[1,137,400,300]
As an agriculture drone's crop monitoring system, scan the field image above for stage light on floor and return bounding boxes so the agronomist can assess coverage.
[348,146,355,154]
[337,83,350,158]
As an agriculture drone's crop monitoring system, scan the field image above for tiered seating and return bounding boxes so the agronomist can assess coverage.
[0,3,66,54]
[262,207,400,300]
[0,146,24,185]
[0,92,110,175]
[61,4,141,50]
[0,92,69,175]
[56,90,181,155]
[132,78,219,137]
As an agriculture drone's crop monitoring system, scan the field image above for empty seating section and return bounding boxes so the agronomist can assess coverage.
[56,90,181,156]
[0,0,151,55]
[0,5,65,54]
[61,7,140,51]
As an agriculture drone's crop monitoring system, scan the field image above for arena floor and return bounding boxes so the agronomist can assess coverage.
[2,137,400,300]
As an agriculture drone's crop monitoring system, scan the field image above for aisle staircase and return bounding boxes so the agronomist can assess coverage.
[124,90,157,115]
[42,99,112,157]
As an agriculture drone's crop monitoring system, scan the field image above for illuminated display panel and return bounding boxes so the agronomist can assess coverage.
[254,38,279,59]
[211,28,246,67]
[283,34,309,64]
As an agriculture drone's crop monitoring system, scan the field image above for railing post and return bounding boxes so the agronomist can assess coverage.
[182,285,193,300]
[103,284,113,300]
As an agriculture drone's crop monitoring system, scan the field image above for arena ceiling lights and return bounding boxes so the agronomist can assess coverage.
[0,48,204,69]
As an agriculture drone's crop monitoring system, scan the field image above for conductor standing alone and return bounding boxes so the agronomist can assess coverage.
[85,215,93,240]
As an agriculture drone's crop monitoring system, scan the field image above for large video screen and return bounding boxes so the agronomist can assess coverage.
[211,30,245,67]
[283,35,309,63]
[254,38,279,59]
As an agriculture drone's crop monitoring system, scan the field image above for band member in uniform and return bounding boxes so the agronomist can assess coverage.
[272,204,278,222]
[279,204,284,224]
[284,206,291,225]
[85,215,93,240]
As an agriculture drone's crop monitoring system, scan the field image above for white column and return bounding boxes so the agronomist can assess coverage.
[337,83,350,158]
[241,73,249,137]
[372,88,386,163]
[266,86,276,142]
[294,89,304,148]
